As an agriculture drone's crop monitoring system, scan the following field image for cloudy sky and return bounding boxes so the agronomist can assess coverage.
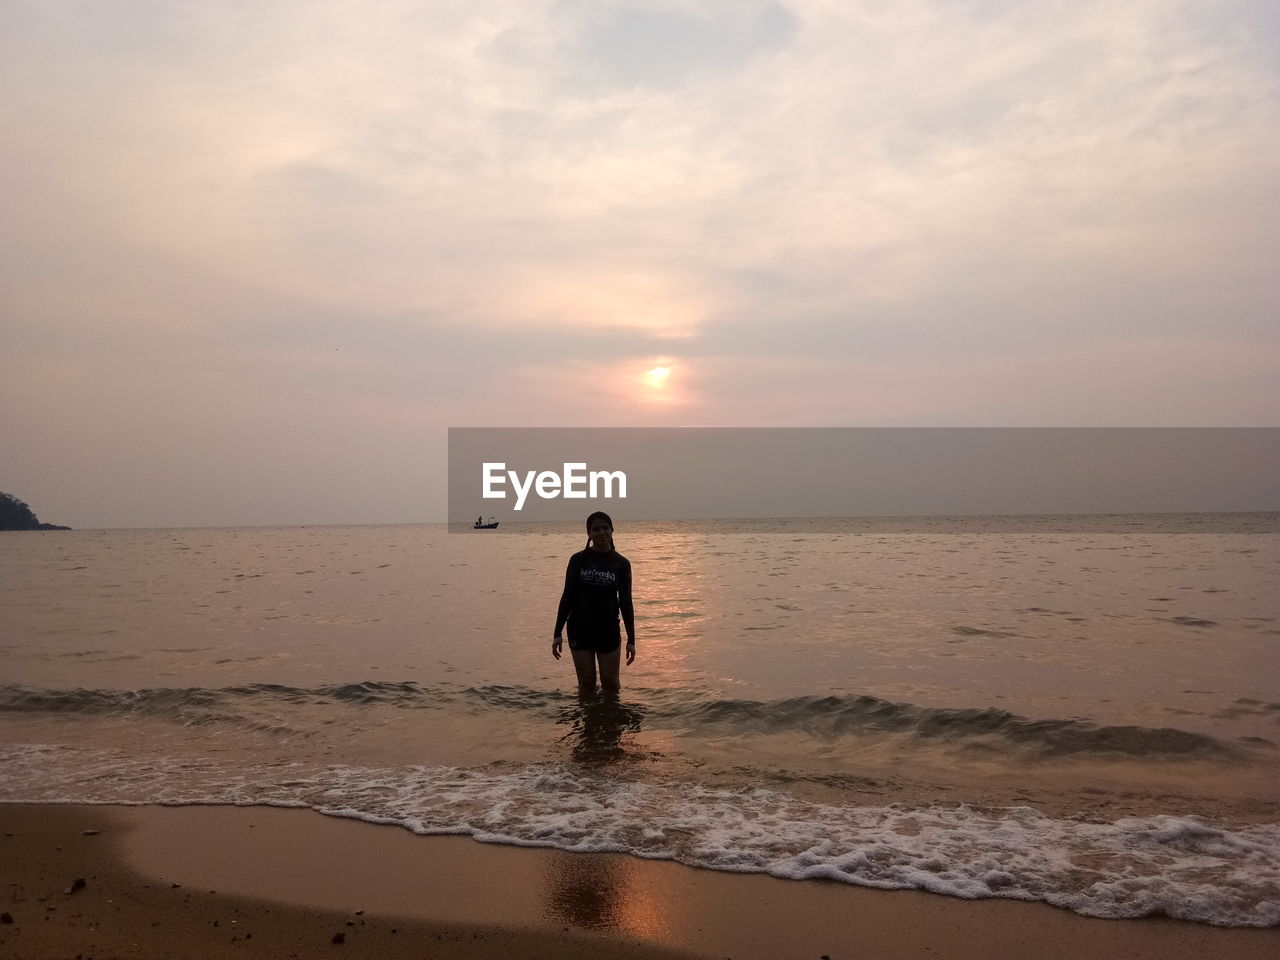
[3,1,1277,527]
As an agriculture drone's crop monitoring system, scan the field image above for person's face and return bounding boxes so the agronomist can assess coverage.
[588,519,613,548]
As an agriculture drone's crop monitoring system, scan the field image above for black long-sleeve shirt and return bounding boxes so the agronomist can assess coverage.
[554,548,635,641]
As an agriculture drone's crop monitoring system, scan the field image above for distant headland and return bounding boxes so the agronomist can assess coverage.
[1,492,71,530]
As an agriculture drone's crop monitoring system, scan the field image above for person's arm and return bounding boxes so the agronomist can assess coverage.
[619,558,635,664]
[552,555,578,659]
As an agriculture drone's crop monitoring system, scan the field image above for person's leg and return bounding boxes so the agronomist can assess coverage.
[570,648,598,693]
[597,647,622,692]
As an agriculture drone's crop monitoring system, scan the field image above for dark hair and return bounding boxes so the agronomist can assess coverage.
[585,511,613,550]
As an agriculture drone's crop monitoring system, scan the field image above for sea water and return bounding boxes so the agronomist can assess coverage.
[1,518,1278,926]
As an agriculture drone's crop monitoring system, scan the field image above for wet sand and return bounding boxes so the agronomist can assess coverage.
[2,803,1276,959]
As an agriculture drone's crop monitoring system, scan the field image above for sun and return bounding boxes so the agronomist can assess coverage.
[643,366,672,389]
[632,358,684,407]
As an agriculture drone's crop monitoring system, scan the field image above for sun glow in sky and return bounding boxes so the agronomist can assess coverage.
[2,1,1278,526]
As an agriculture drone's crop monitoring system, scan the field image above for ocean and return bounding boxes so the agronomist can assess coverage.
[2,517,1278,927]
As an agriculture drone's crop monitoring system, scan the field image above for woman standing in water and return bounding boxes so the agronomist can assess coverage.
[553,511,635,692]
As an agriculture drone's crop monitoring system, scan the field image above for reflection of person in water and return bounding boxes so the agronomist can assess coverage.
[552,511,636,693]
[558,694,644,765]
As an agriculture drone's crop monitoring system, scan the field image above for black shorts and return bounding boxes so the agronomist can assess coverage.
[567,618,621,653]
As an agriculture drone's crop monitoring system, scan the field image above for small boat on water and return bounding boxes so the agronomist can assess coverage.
[473,517,499,529]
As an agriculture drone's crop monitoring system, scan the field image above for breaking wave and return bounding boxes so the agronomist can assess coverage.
[0,682,1262,761]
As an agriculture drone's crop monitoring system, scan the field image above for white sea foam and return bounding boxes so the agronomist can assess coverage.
[2,744,1277,927]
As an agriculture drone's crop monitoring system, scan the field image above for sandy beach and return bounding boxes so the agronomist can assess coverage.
[1,802,1275,960]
